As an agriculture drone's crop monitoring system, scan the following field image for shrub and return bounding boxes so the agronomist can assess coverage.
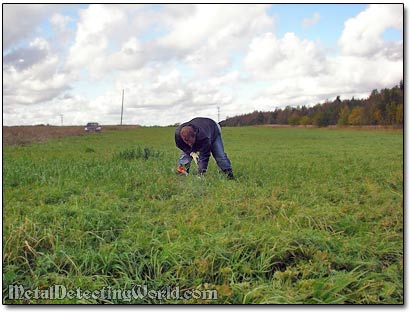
[116,146,162,160]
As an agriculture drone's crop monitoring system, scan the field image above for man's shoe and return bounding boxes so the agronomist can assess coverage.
[223,169,234,180]
[176,166,189,176]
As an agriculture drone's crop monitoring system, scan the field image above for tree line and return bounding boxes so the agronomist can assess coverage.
[220,81,403,127]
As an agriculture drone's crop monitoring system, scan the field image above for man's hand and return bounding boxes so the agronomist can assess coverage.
[190,152,199,165]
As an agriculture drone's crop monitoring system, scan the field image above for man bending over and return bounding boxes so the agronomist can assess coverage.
[175,117,234,179]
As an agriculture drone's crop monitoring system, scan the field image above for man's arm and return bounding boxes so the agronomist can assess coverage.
[197,139,212,174]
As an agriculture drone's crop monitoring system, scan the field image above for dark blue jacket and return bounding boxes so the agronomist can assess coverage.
[175,117,220,173]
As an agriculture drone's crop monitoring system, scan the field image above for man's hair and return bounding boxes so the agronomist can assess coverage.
[180,126,195,141]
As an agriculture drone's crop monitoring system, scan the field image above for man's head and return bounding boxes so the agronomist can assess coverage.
[180,126,195,147]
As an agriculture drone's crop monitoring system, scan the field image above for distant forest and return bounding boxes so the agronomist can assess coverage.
[220,81,404,127]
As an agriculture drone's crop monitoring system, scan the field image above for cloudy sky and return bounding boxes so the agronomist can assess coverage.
[2,3,403,126]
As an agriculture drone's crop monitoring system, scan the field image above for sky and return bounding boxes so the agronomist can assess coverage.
[2,3,404,126]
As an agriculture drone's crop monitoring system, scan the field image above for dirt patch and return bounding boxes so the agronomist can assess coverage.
[2,125,140,146]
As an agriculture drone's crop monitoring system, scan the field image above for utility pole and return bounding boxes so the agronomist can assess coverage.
[217,106,220,123]
[120,89,124,125]
[60,114,64,126]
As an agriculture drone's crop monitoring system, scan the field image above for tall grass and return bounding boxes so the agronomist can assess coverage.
[3,127,403,304]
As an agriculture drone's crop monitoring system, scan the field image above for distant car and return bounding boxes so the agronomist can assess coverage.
[85,122,102,132]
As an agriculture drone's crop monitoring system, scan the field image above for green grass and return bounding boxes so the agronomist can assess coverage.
[3,127,403,304]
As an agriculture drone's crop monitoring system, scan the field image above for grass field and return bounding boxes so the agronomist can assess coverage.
[2,126,403,304]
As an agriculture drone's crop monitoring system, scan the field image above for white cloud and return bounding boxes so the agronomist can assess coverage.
[65,4,127,79]
[51,13,72,29]
[244,32,327,80]
[79,64,236,126]
[338,4,403,57]
[160,4,273,76]
[105,37,147,71]
[116,64,232,124]
[302,12,320,28]
[50,13,74,47]
[3,94,91,126]
[327,53,403,93]
[3,4,55,50]
[3,37,73,107]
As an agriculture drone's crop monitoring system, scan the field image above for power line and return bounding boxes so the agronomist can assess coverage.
[120,89,124,125]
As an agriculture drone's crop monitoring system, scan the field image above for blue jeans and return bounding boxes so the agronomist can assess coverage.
[178,129,232,172]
